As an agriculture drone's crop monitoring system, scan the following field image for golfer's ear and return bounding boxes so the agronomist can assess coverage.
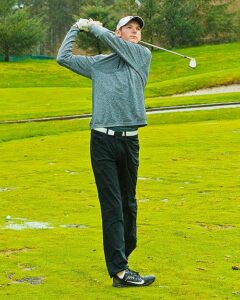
[115,29,121,37]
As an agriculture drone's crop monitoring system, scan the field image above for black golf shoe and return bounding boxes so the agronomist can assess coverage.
[112,268,155,288]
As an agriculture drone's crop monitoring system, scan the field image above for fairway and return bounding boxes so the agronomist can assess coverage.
[0,111,240,299]
[1,0,240,297]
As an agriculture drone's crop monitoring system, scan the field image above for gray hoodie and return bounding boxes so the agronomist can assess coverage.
[57,25,152,129]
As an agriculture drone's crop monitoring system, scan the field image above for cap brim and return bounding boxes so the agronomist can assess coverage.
[116,16,144,30]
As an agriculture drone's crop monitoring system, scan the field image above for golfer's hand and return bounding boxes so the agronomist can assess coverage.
[88,19,103,27]
[74,18,90,31]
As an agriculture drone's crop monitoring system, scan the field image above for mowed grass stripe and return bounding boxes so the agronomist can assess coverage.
[0,108,240,144]
[0,87,240,121]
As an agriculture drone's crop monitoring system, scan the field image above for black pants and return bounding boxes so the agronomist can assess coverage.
[90,130,139,277]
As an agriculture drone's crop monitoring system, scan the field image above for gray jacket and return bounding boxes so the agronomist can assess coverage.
[57,25,152,129]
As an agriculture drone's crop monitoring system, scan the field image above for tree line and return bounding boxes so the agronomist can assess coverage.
[0,0,239,61]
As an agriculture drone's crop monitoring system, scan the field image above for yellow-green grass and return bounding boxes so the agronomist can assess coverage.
[0,87,92,121]
[0,111,240,299]
[0,59,91,88]
[0,87,240,121]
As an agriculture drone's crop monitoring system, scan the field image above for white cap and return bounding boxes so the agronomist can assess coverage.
[116,16,144,30]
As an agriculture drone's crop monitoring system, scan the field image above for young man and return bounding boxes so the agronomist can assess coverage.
[57,16,155,287]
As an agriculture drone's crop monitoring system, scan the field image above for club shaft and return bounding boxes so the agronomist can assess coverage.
[139,40,193,61]
[109,29,194,61]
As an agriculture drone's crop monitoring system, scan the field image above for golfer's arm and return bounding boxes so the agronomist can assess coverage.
[89,25,151,70]
[57,27,93,79]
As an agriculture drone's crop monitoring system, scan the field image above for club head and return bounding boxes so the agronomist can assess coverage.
[189,58,197,68]
[135,0,142,7]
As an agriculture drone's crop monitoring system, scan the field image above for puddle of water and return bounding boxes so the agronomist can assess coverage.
[65,170,78,175]
[0,187,14,192]
[138,177,162,182]
[1,218,88,231]
[138,199,150,203]
[161,198,169,203]
[4,221,54,230]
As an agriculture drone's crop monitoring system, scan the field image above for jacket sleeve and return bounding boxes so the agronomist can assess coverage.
[89,25,152,71]
[57,26,97,79]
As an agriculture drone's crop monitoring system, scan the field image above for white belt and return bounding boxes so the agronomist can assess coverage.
[93,127,138,136]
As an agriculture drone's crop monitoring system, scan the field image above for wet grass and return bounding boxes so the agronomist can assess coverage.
[0,111,240,299]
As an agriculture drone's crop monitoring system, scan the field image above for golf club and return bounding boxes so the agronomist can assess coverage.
[107,29,197,68]
[135,0,142,7]
[139,40,197,69]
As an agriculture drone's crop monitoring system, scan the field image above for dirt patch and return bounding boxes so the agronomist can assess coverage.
[12,276,44,285]
[18,263,37,271]
[0,248,31,256]
[60,224,89,229]
[197,223,235,231]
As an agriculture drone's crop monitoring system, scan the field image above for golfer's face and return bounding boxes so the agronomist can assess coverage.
[117,21,141,43]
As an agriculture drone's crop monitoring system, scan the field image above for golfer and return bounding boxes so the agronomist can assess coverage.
[57,15,155,287]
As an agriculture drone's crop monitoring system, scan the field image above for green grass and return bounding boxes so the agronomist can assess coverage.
[0,112,240,299]
[0,42,240,121]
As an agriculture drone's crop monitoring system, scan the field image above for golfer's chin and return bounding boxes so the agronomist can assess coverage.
[127,37,139,43]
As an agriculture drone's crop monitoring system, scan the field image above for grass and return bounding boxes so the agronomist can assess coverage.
[146,92,240,109]
[0,41,240,121]
[0,40,240,299]
[0,111,240,299]
[1,107,240,143]
[1,87,239,121]
[0,87,92,121]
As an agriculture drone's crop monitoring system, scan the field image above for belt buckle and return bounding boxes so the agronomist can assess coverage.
[114,131,124,137]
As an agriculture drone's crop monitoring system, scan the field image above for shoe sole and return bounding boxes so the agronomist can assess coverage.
[112,278,155,288]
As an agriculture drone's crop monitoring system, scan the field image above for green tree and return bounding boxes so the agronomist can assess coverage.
[157,0,204,47]
[157,0,237,48]
[204,0,237,44]
[21,0,84,55]
[0,0,46,61]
